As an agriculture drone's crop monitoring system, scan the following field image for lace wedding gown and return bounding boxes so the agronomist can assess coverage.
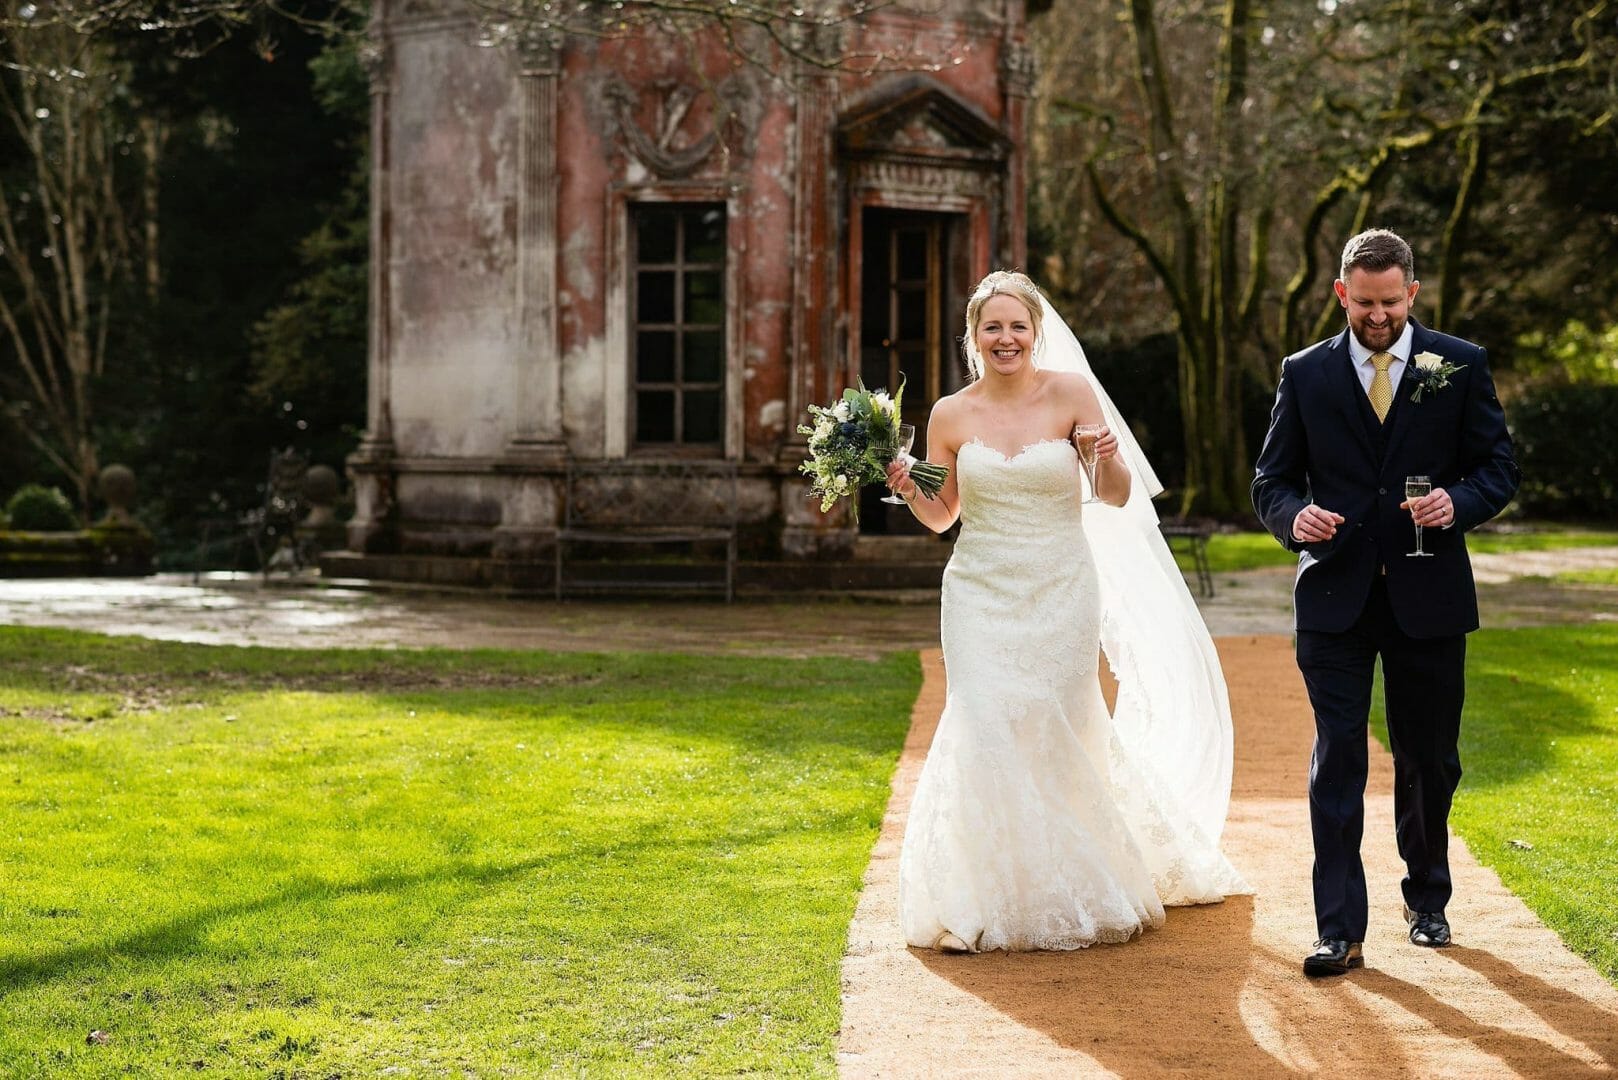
[898,438,1248,952]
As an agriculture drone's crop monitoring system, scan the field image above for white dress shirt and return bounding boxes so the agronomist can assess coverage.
[1347,321,1414,399]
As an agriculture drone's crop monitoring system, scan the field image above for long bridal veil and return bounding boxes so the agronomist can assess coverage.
[1034,295,1236,843]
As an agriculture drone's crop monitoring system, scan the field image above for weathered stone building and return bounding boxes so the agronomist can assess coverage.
[330,0,1039,590]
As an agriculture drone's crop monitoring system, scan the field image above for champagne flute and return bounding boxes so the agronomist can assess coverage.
[1074,424,1105,504]
[1405,475,1434,557]
[882,423,917,505]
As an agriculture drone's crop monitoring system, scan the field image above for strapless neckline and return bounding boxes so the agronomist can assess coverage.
[960,437,1074,465]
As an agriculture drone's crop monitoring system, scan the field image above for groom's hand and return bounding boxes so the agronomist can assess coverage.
[1292,504,1346,544]
[1401,487,1456,529]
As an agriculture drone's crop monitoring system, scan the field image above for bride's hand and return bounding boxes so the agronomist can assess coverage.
[1093,427,1119,462]
[1074,424,1120,462]
[885,456,916,501]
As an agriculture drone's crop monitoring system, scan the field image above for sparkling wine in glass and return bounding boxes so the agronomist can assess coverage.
[1405,475,1434,557]
[882,423,917,505]
[1074,424,1105,504]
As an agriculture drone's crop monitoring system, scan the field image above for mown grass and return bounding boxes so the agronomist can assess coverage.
[1372,624,1618,985]
[1551,567,1618,585]
[0,627,917,1076]
[1466,528,1618,555]
[1179,525,1618,576]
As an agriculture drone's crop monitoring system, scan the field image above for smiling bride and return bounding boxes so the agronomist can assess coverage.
[885,270,1249,953]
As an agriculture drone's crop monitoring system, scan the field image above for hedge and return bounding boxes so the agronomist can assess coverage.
[1507,384,1618,520]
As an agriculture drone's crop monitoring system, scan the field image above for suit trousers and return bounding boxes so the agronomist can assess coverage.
[1295,575,1466,941]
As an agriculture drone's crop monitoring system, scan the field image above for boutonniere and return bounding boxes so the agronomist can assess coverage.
[1407,351,1462,403]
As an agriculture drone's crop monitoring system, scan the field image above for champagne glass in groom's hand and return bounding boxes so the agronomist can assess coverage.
[1405,475,1434,557]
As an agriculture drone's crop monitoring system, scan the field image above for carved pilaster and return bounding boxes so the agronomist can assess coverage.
[999,36,1034,268]
[788,68,838,444]
[347,21,398,553]
[359,31,394,455]
[509,34,566,458]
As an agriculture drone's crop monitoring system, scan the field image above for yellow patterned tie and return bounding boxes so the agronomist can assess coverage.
[1369,352,1395,423]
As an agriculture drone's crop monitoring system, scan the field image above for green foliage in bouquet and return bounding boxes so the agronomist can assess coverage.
[797,381,949,520]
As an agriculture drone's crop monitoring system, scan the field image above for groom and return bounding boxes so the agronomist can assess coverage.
[1252,228,1519,977]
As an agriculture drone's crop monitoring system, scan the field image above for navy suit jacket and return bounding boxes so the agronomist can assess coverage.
[1251,321,1520,638]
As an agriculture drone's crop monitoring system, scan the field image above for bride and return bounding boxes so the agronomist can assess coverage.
[885,270,1249,953]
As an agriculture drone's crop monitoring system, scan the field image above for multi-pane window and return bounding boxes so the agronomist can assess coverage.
[632,204,726,449]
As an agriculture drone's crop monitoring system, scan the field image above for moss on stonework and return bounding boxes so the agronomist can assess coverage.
[0,523,153,576]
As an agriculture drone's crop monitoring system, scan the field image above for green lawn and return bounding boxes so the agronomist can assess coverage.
[1373,624,1618,985]
[0,627,917,1076]
[1177,525,1618,576]
[1552,567,1618,585]
[1467,528,1618,555]
[1176,531,1297,574]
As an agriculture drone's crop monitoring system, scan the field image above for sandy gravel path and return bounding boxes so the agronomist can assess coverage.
[838,637,1618,1078]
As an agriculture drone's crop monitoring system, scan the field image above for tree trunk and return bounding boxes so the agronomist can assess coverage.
[1435,111,1489,332]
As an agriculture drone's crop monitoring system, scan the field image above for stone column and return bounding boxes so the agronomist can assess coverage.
[999,33,1035,269]
[505,33,566,462]
[493,32,566,561]
[779,21,855,561]
[347,13,397,553]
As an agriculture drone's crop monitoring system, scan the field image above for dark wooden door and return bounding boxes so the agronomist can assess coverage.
[858,208,964,533]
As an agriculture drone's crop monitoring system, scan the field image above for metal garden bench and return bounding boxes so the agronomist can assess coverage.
[554,459,739,601]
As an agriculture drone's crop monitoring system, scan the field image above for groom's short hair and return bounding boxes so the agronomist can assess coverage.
[1340,229,1415,283]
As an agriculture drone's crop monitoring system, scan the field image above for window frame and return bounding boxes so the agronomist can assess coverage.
[603,185,741,462]
[628,202,729,453]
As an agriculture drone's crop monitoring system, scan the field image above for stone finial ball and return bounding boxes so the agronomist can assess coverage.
[98,464,136,509]
[304,464,340,505]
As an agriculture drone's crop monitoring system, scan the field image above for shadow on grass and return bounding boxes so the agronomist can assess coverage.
[0,625,920,757]
[1371,629,1612,790]
[2,805,889,1002]
[0,857,551,998]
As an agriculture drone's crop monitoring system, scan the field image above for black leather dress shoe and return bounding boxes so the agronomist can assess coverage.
[1404,905,1452,947]
[1303,938,1364,977]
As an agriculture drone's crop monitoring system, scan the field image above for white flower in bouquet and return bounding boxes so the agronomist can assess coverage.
[796,380,950,520]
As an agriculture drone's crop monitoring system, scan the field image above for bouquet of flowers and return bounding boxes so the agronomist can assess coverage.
[797,381,949,518]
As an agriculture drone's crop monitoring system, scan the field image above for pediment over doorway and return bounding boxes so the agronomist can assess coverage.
[836,76,1011,165]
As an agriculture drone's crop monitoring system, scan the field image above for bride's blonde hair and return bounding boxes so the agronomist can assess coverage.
[962,270,1046,380]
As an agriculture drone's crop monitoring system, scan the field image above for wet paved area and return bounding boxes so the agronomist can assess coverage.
[0,546,1612,656]
[0,574,941,660]
[3,544,1605,654]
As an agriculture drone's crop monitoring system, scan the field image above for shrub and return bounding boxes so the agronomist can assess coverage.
[4,484,79,531]
[1508,385,1618,520]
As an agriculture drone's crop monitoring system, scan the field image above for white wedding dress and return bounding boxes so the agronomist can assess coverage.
[898,437,1249,952]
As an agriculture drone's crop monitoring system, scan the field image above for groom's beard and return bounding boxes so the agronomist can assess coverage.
[1351,317,1404,352]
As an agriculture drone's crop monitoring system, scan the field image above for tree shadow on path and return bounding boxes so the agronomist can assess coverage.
[1439,945,1617,1069]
